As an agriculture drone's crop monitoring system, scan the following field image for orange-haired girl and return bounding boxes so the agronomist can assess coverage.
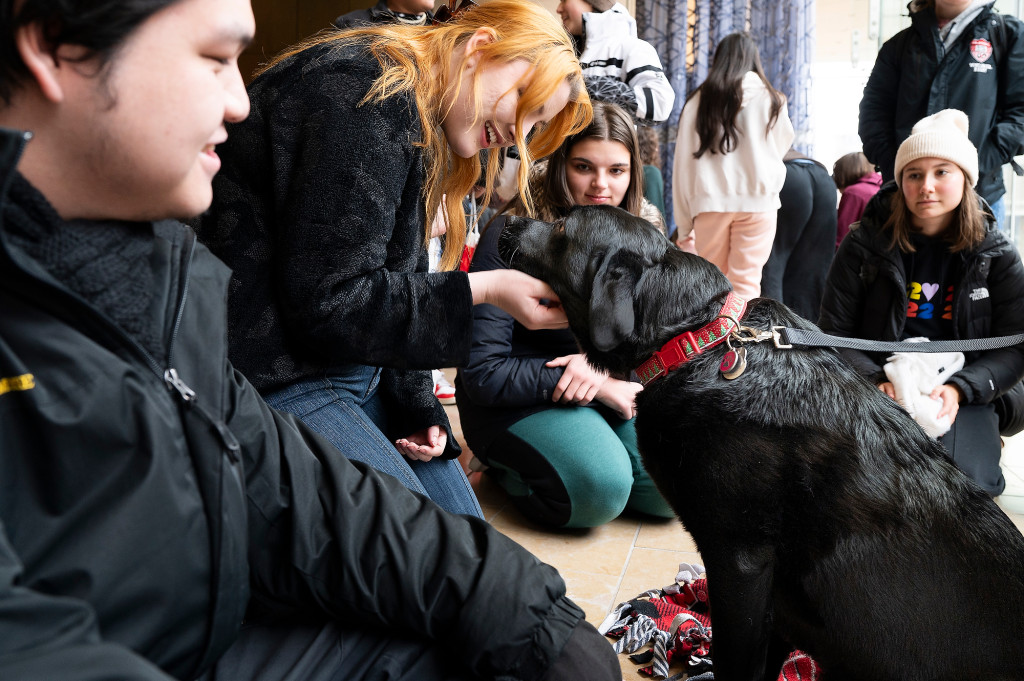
[198,0,592,516]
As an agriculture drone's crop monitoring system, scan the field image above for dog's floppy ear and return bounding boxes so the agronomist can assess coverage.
[590,250,643,351]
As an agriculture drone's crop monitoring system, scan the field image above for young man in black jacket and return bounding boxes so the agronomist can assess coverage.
[0,1,619,679]
[858,0,1024,229]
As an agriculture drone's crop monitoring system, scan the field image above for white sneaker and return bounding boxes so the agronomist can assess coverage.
[433,370,456,405]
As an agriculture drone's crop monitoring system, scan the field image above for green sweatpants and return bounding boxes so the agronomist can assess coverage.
[481,405,674,528]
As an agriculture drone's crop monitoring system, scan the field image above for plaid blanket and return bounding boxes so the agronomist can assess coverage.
[598,563,822,680]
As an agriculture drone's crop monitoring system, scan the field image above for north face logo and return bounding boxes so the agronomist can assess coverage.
[969,287,990,301]
[971,38,993,62]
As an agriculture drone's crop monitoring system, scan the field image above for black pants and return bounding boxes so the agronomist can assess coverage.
[761,158,837,320]
[939,403,1005,497]
[197,621,473,681]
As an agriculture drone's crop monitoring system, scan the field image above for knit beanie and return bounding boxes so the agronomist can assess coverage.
[894,109,978,187]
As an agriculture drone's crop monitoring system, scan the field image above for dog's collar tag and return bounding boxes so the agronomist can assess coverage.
[720,346,747,380]
[635,292,747,386]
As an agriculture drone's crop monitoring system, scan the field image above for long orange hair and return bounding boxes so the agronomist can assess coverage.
[259,0,592,270]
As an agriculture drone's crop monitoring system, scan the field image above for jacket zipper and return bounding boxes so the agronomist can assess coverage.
[159,234,241,461]
[0,141,239,458]
[162,234,198,400]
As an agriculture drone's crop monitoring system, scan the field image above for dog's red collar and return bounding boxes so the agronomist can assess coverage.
[635,292,747,386]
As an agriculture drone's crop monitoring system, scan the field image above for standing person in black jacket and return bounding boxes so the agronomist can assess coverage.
[197,0,592,519]
[858,0,1024,230]
[821,110,1024,497]
[0,1,619,679]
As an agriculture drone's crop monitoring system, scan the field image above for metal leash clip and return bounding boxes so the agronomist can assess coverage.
[771,326,793,349]
[714,315,774,345]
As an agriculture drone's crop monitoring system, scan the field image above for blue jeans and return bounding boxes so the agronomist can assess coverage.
[265,366,482,518]
[990,196,1007,233]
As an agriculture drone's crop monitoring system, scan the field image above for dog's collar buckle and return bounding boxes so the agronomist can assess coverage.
[636,292,747,386]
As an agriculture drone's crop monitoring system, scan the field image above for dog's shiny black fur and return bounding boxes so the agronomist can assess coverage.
[500,205,1024,681]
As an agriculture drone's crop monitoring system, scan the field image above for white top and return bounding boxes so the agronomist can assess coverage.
[579,3,676,123]
[672,71,795,236]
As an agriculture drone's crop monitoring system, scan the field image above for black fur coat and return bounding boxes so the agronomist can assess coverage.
[197,40,472,455]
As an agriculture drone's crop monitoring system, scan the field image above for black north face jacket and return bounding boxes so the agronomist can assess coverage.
[818,184,1024,409]
[0,128,583,681]
[859,0,1024,205]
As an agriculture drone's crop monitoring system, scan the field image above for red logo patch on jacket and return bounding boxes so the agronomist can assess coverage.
[971,38,993,62]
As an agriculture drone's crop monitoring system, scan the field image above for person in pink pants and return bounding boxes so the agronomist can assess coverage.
[672,33,794,298]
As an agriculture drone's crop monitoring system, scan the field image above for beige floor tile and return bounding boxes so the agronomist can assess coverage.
[488,507,641,577]
[617,649,643,680]
[557,568,622,626]
[468,470,507,507]
[468,471,509,521]
[635,517,699,553]
[612,547,704,607]
[478,503,505,523]
[1006,511,1024,536]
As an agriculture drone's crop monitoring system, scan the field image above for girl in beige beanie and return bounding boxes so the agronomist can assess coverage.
[819,108,1024,497]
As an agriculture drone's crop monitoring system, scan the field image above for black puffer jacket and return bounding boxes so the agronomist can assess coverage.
[456,183,663,455]
[818,183,1024,406]
[858,0,1024,205]
[0,128,592,681]
[197,40,471,458]
[455,215,581,455]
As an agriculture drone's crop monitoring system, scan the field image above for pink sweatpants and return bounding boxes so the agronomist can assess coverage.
[690,211,777,299]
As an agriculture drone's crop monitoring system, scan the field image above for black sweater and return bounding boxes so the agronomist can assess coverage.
[198,40,473,456]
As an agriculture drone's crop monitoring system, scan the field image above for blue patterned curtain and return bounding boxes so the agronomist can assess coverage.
[635,0,815,234]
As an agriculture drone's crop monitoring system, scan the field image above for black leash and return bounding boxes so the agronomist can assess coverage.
[772,327,1024,354]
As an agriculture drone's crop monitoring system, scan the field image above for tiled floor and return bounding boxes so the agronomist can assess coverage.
[441,369,1024,677]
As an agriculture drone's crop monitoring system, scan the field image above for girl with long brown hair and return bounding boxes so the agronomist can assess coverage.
[671,32,794,298]
[457,102,673,528]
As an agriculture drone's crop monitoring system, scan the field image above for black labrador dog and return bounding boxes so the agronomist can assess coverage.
[499,205,1024,681]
